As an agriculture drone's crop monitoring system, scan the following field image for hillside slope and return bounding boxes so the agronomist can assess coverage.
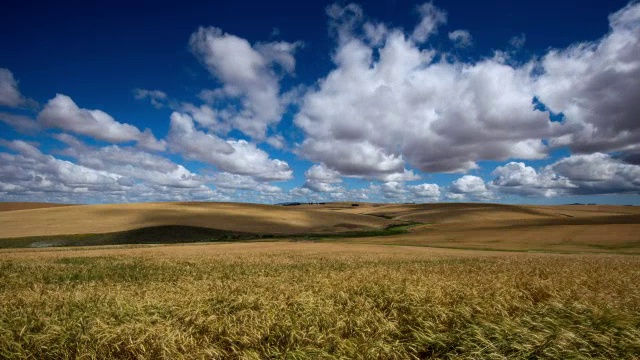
[1,202,638,252]
[0,202,394,239]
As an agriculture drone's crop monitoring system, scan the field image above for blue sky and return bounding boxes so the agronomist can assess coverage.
[1,0,640,204]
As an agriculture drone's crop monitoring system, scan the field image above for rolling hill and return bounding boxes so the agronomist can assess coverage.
[0,201,638,252]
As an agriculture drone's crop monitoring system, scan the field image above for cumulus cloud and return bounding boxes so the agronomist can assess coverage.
[0,139,226,203]
[296,8,558,177]
[412,2,447,43]
[180,103,230,135]
[266,134,286,149]
[368,181,441,202]
[38,94,166,151]
[0,112,40,134]
[211,172,283,194]
[363,22,388,46]
[326,3,365,44]
[3,2,640,205]
[167,112,292,181]
[492,162,574,197]
[448,29,473,47]
[189,27,301,140]
[550,153,640,195]
[55,134,204,188]
[449,175,493,201]
[0,69,27,108]
[0,139,121,200]
[133,88,168,108]
[491,154,640,197]
[409,183,441,199]
[296,2,640,183]
[534,2,640,158]
[304,163,343,192]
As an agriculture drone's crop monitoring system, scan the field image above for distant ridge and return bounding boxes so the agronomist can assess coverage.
[0,202,75,212]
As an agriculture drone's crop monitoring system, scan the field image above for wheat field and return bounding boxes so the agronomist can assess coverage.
[1,242,639,359]
[2,202,639,254]
[0,202,394,239]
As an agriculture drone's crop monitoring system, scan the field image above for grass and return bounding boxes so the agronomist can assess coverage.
[2,202,639,253]
[2,202,639,358]
[1,242,639,359]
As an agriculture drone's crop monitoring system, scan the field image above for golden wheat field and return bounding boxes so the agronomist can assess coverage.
[0,202,393,239]
[1,242,639,359]
[1,202,640,358]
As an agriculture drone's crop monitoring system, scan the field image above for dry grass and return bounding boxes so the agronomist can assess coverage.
[2,202,639,254]
[345,222,640,254]
[1,242,639,359]
[0,202,393,239]
[326,203,640,254]
[0,202,74,212]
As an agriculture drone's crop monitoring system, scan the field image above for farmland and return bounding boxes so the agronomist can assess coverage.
[1,202,639,358]
[1,201,639,253]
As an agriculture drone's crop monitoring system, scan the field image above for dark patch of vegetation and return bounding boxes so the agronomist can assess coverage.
[365,213,395,219]
[0,226,259,249]
[0,223,423,249]
[295,222,422,241]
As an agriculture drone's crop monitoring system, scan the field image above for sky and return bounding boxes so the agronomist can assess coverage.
[1,0,640,205]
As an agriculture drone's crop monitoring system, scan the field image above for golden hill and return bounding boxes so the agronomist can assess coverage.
[341,203,640,253]
[0,202,393,239]
[0,201,638,253]
[0,202,75,212]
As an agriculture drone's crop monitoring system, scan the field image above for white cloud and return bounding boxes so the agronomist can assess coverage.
[380,181,407,199]
[409,183,441,199]
[412,2,447,43]
[449,175,493,200]
[448,29,473,48]
[296,23,556,177]
[189,27,301,140]
[534,2,640,157]
[0,139,227,203]
[447,193,466,201]
[363,22,388,46]
[326,3,365,44]
[38,94,166,151]
[55,134,204,189]
[134,88,168,108]
[491,162,574,197]
[0,112,40,134]
[180,103,229,135]
[509,33,526,48]
[365,181,440,202]
[296,2,640,182]
[0,140,121,198]
[304,163,342,192]
[167,112,292,181]
[266,134,286,149]
[0,68,28,108]
[491,154,640,197]
[255,41,303,74]
[211,172,282,193]
[550,153,640,195]
[378,170,421,182]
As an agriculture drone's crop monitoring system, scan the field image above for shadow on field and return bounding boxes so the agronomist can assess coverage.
[0,225,260,249]
[0,223,421,249]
